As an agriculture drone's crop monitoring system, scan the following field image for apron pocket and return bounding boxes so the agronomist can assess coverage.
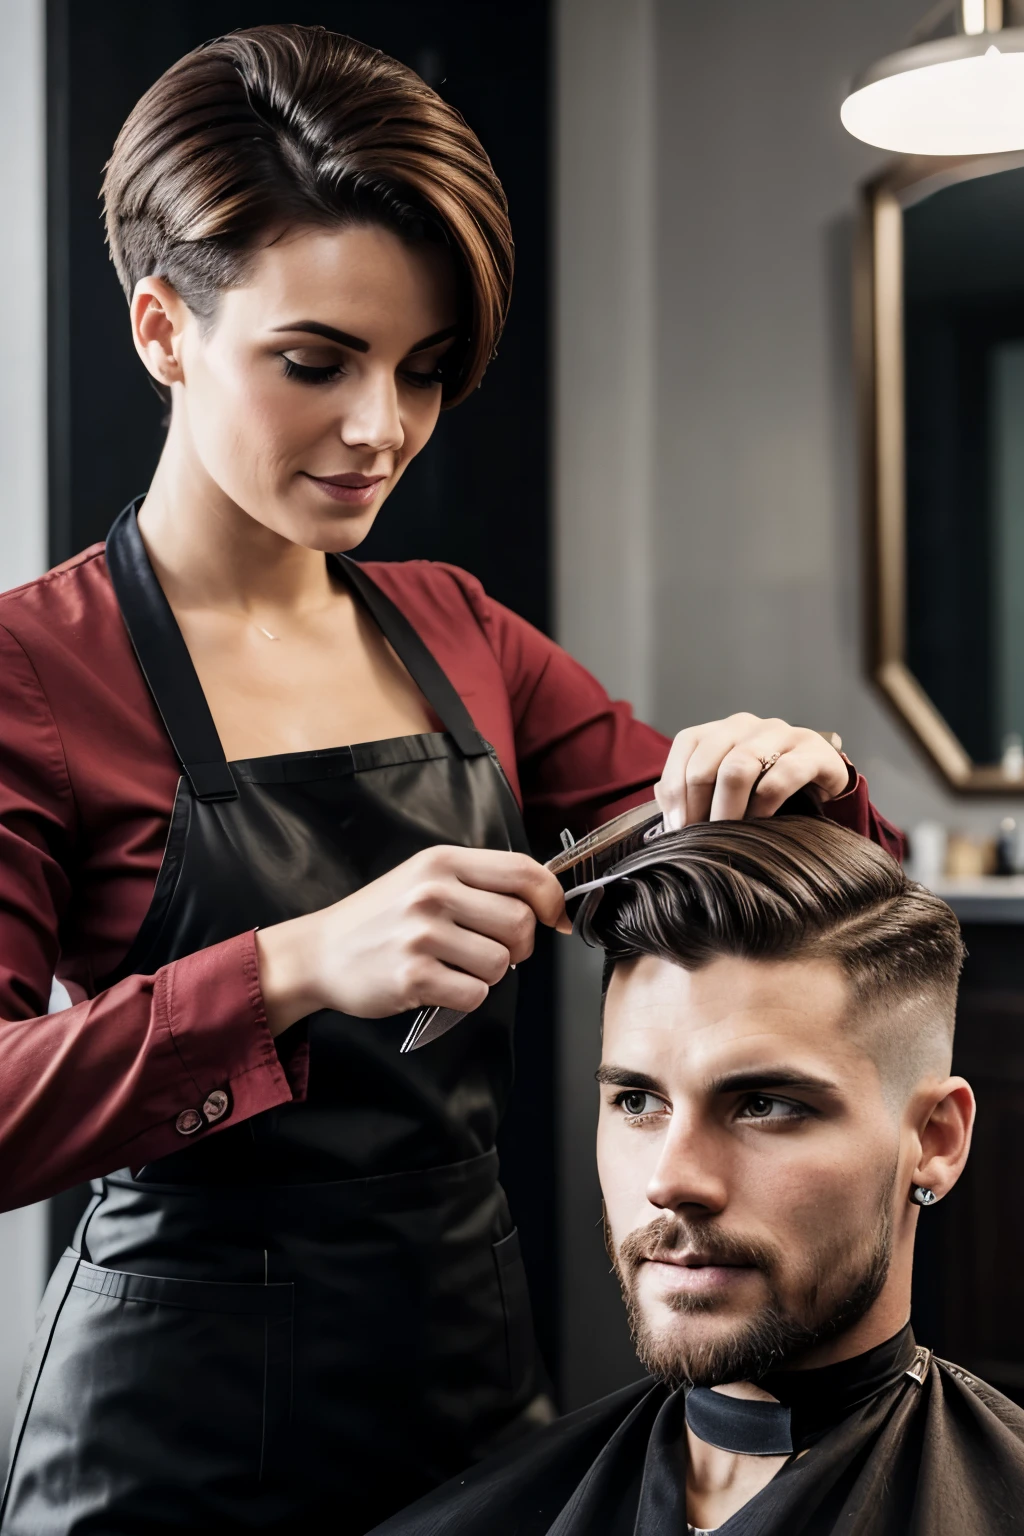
[2,1260,293,1535]
[492,1228,535,1395]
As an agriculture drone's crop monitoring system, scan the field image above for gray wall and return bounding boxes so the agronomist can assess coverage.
[0,0,49,1465]
[555,0,1024,1409]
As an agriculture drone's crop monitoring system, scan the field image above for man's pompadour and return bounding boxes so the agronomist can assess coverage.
[579,817,964,1013]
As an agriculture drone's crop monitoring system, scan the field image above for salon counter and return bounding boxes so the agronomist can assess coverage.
[926,876,1024,924]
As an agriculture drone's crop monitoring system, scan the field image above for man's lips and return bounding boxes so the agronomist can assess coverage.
[304,471,388,506]
[642,1252,760,1293]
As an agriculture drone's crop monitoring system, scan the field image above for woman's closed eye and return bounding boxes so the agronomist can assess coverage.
[400,362,445,390]
[279,349,446,389]
[736,1093,811,1125]
[281,348,347,385]
[612,1089,668,1123]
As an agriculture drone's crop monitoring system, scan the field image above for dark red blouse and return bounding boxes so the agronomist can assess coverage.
[0,545,904,1210]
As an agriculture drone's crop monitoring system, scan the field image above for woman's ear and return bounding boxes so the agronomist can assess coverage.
[912,1077,975,1203]
[131,277,188,389]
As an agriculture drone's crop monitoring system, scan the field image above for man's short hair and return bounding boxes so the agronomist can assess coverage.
[581,817,964,1051]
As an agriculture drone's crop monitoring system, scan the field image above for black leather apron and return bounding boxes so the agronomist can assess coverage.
[2,506,545,1535]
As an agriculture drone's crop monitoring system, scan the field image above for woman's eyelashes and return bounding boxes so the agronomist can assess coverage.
[401,363,444,389]
[282,356,346,385]
[279,351,445,389]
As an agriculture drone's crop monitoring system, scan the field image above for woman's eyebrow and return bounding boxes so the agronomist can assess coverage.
[406,324,460,354]
[271,320,369,351]
[268,322,459,355]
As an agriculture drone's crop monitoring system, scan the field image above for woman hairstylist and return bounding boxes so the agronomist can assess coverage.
[0,24,903,1536]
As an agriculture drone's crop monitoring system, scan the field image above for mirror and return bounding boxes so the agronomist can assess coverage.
[861,151,1024,791]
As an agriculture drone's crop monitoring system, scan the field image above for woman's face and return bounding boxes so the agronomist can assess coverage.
[137,222,459,551]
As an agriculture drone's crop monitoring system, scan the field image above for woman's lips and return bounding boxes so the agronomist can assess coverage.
[304,472,387,506]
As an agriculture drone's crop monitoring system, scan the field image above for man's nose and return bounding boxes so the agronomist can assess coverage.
[645,1115,728,1216]
[341,369,404,454]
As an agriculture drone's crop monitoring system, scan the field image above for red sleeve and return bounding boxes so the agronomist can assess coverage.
[821,768,907,864]
[439,568,907,863]
[0,623,306,1212]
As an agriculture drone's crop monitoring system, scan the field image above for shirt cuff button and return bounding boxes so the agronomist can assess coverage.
[202,1088,231,1125]
[175,1108,203,1135]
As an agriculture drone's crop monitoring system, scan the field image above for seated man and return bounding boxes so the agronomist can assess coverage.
[372,816,1024,1535]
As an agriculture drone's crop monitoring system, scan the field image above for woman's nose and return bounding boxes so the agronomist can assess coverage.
[340,371,404,454]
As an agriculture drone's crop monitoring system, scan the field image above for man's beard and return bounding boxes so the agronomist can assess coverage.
[608,1167,896,1388]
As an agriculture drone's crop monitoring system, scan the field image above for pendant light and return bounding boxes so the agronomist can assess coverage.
[841,0,1024,155]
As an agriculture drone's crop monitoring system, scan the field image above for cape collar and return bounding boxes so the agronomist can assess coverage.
[684,1324,924,1456]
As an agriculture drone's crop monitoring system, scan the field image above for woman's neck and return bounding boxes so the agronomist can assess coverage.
[139,427,334,618]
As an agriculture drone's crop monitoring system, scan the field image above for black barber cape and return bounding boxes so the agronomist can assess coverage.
[370,1328,1024,1535]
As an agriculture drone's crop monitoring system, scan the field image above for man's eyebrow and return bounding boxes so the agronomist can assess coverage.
[269,321,459,355]
[595,1065,666,1093]
[708,1068,841,1096]
[596,1063,840,1097]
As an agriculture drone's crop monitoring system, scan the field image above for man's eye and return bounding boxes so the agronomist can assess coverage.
[738,1094,807,1123]
[614,1090,665,1120]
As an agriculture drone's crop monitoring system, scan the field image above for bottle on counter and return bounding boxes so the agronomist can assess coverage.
[996,817,1024,876]
[908,821,948,886]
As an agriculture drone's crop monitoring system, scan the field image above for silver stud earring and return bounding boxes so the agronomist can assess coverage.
[911,1185,937,1206]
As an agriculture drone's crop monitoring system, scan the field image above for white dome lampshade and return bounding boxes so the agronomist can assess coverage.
[842,16,1024,155]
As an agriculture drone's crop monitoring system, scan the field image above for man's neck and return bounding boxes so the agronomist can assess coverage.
[683,1301,913,1528]
[685,1421,788,1532]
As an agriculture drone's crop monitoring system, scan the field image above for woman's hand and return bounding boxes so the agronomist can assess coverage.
[255,846,570,1037]
[654,713,851,829]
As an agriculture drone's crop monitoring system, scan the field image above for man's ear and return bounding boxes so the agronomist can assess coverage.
[130,277,189,390]
[911,1077,975,1203]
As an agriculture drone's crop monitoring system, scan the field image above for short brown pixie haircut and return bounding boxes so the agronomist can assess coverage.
[101,23,513,407]
[580,818,965,1067]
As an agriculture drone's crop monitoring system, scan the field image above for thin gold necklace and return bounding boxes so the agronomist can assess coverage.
[203,589,342,641]
[198,609,282,641]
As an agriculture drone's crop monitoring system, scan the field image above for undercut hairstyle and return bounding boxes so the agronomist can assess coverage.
[582,817,965,1102]
[101,24,512,407]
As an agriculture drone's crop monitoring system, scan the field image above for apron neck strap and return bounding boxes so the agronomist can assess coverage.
[106,502,237,802]
[332,556,486,757]
[106,504,487,803]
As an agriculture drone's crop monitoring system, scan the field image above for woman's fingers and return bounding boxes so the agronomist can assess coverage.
[747,740,850,817]
[676,714,764,824]
[420,882,538,965]
[654,727,701,829]
[655,715,850,827]
[401,958,492,1015]
[442,848,570,934]
[426,924,514,989]
[707,744,779,822]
